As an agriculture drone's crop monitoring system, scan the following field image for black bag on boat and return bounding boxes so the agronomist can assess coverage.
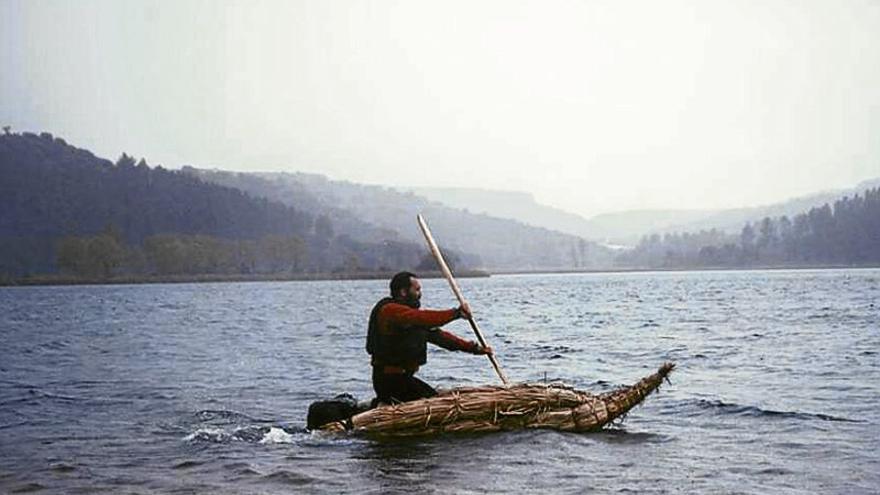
[307,393,361,430]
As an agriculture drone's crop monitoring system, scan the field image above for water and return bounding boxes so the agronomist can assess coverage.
[1,269,878,494]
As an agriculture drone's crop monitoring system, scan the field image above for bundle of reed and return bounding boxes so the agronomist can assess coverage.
[321,362,674,437]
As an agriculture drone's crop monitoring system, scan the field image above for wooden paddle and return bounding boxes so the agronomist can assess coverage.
[416,214,510,385]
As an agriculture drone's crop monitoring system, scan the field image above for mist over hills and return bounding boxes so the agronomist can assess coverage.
[408,186,713,245]
[185,169,614,271]
[0,131,613,280]
[409,178,880,246]
[620,184,880,268]
[3,130,876,282]
[410,180,880,269]
[598,177,880,244]
[406,187,602,242]
[658,178,880,236]
[581,209,714,245]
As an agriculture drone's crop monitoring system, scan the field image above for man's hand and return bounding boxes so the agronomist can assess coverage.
[473,345,493,356]
[456,301,472,320]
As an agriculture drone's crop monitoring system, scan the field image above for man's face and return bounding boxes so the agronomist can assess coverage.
[403,278,422,306]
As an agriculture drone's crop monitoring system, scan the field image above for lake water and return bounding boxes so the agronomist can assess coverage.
[1,269,878,494]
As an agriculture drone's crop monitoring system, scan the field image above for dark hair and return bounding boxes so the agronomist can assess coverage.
[390,271,418,297]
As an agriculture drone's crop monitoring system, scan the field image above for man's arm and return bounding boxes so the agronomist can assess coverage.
[426,329,491,354]
[380,303,460,328]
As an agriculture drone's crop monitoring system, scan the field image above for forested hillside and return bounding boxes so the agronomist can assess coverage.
[5,131,873,281]
[185,169,615,271]
[0,132,426,279]
[654,178,880,238]
[618,188,880,268]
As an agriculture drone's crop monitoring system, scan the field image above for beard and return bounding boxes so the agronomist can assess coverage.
[404,293,421,309]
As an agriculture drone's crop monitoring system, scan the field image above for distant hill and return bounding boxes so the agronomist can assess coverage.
[0,133,312,244]
[617,184,880,268]
[586,178,880,244]
[658,178,880,236]
[406,187,596,238]
[185,169,615,271]
[403,187,713,246]
[181,167,404,246]
[4,131,874,279]
[406,186,718,245]
[579,209,716,245]
[0,132,426,277]
[410,179,880,247]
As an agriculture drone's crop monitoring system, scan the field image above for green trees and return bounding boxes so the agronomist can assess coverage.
[56,228,126,278]
[259,234,307,272]
[54,232,310,278]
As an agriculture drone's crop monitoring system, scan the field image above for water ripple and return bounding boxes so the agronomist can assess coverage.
[684,398,862,423]
[1,270,878,494]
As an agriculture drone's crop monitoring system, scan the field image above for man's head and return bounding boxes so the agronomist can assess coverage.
[389,271,421,308]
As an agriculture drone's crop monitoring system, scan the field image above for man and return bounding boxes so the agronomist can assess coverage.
[366,271,492,404]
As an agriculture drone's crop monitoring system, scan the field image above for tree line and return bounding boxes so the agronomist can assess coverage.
[55,228,307,279]
[618,187,880,268]
[0,132,427,280]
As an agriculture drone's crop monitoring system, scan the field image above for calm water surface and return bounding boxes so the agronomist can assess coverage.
[1,269,878,494]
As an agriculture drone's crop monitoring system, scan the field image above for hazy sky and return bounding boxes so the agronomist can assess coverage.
[2,0,879,217]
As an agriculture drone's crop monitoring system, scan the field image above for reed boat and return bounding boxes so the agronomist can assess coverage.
[312,362,674,437]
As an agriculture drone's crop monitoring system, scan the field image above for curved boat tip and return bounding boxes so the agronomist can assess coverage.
[598,362,676,426]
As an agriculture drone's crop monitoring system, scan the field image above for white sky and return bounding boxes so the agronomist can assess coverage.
[2,0,879,217]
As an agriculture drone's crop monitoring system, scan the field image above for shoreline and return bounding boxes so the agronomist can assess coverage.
[2,264,879,287]
[0,270,491,287]
[493,263,880,276]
